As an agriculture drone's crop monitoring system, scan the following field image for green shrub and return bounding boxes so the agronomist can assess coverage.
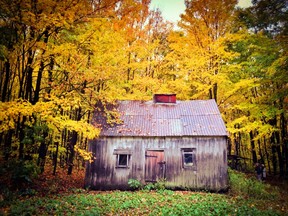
[128,179,142,190]
[142,179,167,191]
[143,183,155,191]
[12,160,40,184]
[228,168,279,199]
[0,187,15,207]
[154,178,166,191]
[0,159,40,190]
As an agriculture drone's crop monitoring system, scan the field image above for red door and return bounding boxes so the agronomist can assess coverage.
[145,150,165,182]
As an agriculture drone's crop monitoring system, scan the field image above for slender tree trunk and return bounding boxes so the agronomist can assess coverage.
[284,137,288,178]
[24,50,34,102]
[53,142,59,175]
[276,144,283,176]
[283,128,288,178]
[274,109,283,176]
[34,30,49,104]
[18,119,25,159]
[249,131,257,163]
[268,115,277,175]
[270,116,284,176]
[0,62,3,92]
[67,130,78,175]
[275,130,283,177]
[7,60,17,101]
[263,137,271,174]
[271,130,278,175]
[209,88,213,100]
[37,130,49,173]
[127,52,131,81]
[61,128,67,168]
[4,130,13,160]
[47,55,54,95]
[236,127,241,156]
[1,61,10,102]
[213,83,217,103]
[280,98,288,177]
[23,29,35,101]
[227,138,232,155]
[257,135,264,163]
[18,46,25,99]
[67,107,82,175]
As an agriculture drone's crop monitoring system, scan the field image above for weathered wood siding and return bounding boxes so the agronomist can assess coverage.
[85,136,228,191]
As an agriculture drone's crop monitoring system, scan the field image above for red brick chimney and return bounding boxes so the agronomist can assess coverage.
[153,94,176,103]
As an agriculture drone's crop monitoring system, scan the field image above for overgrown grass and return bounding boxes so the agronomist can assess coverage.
[1,169,286,215]
[228,168,280,199]
[4,190,282,216]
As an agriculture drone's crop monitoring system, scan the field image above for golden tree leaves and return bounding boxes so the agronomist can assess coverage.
[0,98,99,139]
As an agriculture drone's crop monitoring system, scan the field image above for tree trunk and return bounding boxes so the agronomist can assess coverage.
[24,50,34,102]
[34,30,49,104]
[67,130,78,175]
[67,107,82,175]
[257,135,264,163]
[127,52,131,81]
[37,130,49,173]
[53,142,59,175]
[18,120,25,160]
[1,61,10,102]
[213,83,217,103]
[47,55,54,95]
[61,128,68,168]
[4,130,13,160]
[209,88,213,100]
[249,131,257,163]
[276,143,283,176]
[271,144,277,175]
[280,98,288,177]
[263,137,271,174]
[227,138,232,156]
[270,116,284,176]
[236,127,241,156]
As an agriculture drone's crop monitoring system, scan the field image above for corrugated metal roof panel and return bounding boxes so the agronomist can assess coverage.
[181,115,227,136]
[93,99,228,137]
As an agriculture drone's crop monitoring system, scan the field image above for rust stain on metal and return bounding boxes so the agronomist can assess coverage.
[93,99,227,137]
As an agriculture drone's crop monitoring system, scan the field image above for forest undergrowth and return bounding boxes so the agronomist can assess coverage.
[1,165,288,215]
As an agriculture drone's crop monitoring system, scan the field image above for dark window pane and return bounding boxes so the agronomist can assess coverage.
[182,148,196,168]
[118,154,128,166]
[184,153,193,166]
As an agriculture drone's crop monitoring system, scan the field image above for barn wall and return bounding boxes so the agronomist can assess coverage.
[85,136,228,191]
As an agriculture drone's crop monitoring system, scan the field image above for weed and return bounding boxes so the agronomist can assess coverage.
[228,168,280,199]
[143,182,155,191]
[154,178,166,191]
[0,159,40,189]
[127,178,142,190]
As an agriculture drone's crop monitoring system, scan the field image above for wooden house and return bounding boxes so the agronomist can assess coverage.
[84,94,228,191]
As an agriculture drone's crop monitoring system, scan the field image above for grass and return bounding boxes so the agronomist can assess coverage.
[0,168,287,215]
[2,190,284,216]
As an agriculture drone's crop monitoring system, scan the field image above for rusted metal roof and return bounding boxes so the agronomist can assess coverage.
[93,99,228,137]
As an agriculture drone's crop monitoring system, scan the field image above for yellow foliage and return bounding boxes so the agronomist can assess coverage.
[75,145,93,162]
[0,99,100,140]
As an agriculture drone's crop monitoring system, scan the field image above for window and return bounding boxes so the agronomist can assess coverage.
[114,149,132,168]
[181,148,196,169]
[117,154,129,167]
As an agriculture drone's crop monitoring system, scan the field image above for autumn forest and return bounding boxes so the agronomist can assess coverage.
[0,0,287,185]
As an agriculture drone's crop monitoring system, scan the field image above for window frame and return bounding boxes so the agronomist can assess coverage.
[181,148,196,170]
[114,149,132,169]
[116,154,130,168]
